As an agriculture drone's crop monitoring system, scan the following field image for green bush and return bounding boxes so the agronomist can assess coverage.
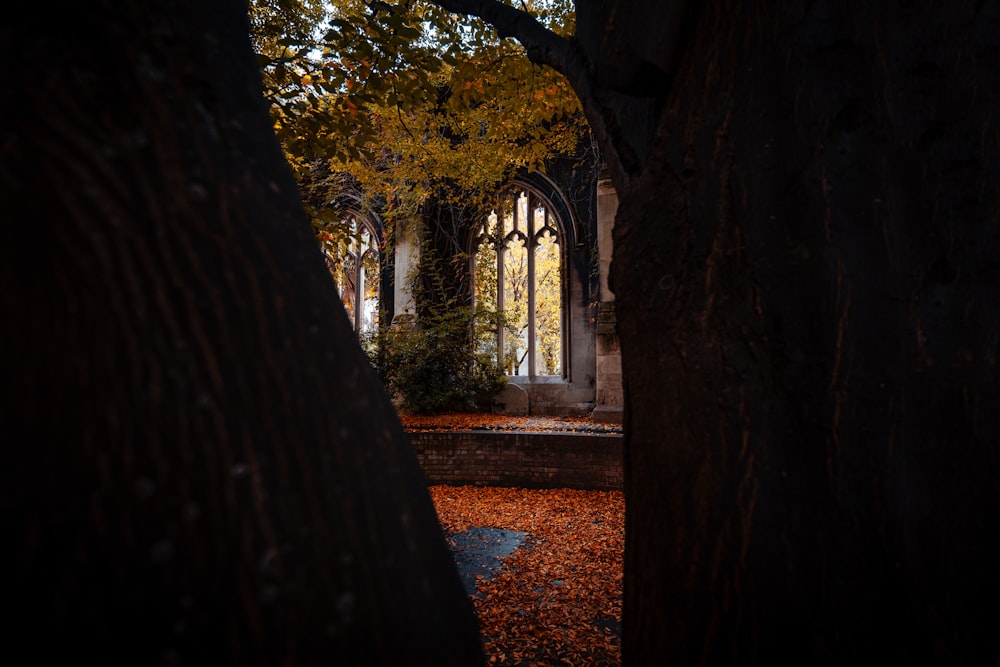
[365,306,507,414]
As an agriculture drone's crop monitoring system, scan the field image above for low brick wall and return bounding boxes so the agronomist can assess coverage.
[408,430,623,491]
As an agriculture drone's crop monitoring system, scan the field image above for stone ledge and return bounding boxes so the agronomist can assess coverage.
[591,405,624,424]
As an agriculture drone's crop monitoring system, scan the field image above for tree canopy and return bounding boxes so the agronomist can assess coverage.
[251,0,586,236]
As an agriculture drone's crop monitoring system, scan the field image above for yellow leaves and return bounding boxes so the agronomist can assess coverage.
[463,79,486,94]
[531,85,561,101]
[258,0,586,230]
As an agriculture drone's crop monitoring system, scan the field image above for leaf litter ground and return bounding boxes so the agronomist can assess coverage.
[402,412,622,435]
[430,485,624,666]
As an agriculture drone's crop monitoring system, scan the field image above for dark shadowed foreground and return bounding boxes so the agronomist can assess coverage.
[3,3,482,664]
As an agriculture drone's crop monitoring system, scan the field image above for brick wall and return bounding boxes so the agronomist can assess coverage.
[408,431,623,491]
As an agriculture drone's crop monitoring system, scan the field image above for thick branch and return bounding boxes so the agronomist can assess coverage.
[428,0,636,190]
[429,0,572,71]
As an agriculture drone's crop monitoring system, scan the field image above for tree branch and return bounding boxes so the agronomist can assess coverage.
[427,0,636,190]
[429,0,570,70]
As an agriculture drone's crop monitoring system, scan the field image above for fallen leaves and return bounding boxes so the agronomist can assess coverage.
[430,485,625,667]
[402,412,622,435]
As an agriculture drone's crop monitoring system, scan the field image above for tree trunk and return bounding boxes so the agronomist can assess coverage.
[610,2,1000,664]
[1,2,482,665]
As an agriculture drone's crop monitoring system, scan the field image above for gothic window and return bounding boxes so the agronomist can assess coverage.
[473,187,563,377]
[327,214,381,335]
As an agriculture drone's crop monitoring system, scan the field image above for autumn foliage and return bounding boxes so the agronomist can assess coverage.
[430,485,624,666]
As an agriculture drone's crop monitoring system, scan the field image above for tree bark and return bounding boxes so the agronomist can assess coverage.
[431,0,1000,663]
[610,2,1000,664]
[2,2,482,665]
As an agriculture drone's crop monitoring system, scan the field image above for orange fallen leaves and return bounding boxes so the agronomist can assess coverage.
[401,412,622,435]
[430,485,625,667]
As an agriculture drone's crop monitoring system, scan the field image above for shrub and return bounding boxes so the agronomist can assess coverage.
[366,306,507,414]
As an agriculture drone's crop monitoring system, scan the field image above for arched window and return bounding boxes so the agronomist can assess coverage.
[473,187,564,377]
[326,213,381,335]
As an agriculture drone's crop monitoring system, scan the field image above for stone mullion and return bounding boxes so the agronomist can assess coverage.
[496,236,505,372]
[354,236,365,333]
[527,193,537,378]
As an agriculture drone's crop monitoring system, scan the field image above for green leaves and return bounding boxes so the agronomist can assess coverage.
[366,306,508,414]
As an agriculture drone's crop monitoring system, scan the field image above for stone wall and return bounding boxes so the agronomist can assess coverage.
[409,431,623,491]
[592,175,623,423]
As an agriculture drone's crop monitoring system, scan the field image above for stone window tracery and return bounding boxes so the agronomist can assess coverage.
[473,187,564,377]
[327,213,381,335]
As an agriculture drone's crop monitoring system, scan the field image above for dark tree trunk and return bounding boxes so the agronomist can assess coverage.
[609,2,1000,664]
[427,0,1000,663]
[2,2,482,665]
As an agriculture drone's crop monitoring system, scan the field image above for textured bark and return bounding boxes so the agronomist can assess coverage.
[610,2,1000,664]
[2,2,482,665]
[429,0,1000,663]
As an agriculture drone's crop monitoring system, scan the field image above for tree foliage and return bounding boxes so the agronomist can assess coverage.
[251,0,585,227]
[366,305,507,413]
[251,3,586,400]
